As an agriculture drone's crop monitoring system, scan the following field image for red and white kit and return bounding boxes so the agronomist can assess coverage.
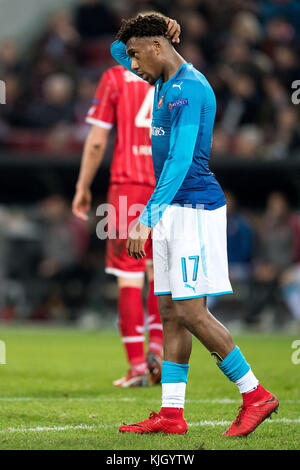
[86,66,162,385]
[86,66,155,277]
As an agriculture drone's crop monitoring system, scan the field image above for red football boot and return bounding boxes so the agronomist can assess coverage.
[223,384,279,437]
[119,408,188,434]
[146,352,162,385]
[113,370,148,387]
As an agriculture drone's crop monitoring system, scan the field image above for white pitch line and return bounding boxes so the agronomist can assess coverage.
[0,397,138,402]
[0,424,115,434]
[0,397,299,405]
[188,418,300,427]
[0,418,299,435]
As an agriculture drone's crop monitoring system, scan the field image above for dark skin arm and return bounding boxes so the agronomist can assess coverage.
[165,17,181,44]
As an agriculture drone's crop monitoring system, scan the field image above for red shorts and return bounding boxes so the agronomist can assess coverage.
[105,183,154,278]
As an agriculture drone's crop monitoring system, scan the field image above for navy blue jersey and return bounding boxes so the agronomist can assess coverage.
[111,41,226,227]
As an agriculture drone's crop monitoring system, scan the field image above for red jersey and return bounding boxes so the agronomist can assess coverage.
[86,66,155,186]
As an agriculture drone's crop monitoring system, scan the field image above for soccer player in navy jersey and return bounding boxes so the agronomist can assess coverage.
[111,14,278,437]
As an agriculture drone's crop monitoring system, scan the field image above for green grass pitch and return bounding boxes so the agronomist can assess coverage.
[0,326,299,450]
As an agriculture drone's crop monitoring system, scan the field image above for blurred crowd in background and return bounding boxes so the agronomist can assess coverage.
[0,0,299,159]
[1,188,300,331]
[0,0,300,331]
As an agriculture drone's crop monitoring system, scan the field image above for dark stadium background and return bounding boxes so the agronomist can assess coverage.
[0,0,300,331]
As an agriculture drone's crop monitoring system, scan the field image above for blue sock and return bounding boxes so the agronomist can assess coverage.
[161,361,189,409]
[161,361,189,384]
[217,346,250,382]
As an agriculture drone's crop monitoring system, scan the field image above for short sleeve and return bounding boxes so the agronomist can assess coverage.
[85,69,119,129]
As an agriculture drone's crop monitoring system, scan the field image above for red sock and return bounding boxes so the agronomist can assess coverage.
[118,287,147,374]
[159,408,184,419]
[242,384,267,405]
[147,280,163,356]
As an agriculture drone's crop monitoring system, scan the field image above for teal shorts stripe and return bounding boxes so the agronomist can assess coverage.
[197,209,208,277]
[172,290,233,301]
[154,291,172,296]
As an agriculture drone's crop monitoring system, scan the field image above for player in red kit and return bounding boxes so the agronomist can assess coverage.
[72,65,163,387]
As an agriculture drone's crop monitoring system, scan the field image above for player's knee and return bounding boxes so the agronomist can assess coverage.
[174,306,190,326]
[174,301,208,327]
[158,296,174,323]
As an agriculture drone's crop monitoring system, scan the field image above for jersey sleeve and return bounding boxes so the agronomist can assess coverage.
[139,83,205,227]
[85,69,118,129]
[110,41,139,77]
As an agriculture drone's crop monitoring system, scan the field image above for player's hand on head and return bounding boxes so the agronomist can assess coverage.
[72,187,92,222]
[126,222,151,260]
[165,17,181,44]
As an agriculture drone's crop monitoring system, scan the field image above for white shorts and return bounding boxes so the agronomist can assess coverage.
[152,204,233,300]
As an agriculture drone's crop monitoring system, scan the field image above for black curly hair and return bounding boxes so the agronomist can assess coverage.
[116,14,168,44]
